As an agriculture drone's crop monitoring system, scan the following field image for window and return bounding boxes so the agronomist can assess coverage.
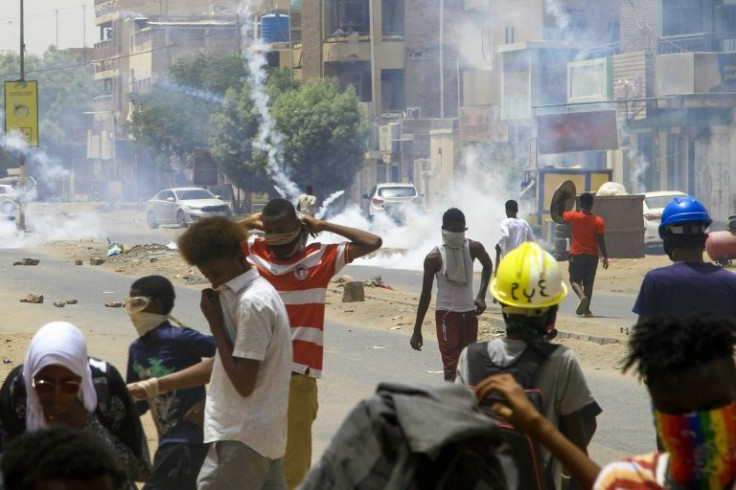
[663,0,704,36]
[338,0,369,34]
[382,0,404,36]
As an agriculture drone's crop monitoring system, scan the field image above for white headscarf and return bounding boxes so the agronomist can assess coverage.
[22,322,98,432]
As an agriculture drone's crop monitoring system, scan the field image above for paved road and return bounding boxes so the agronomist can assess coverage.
[0,248,654,468]
[343,264,639,327]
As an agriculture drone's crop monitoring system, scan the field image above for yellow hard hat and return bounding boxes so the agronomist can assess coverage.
[491,242,567,308]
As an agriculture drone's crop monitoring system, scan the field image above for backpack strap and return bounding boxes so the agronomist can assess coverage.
[466,340,560,388]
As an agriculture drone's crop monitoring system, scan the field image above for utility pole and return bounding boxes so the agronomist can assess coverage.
[82,5,87,61]
[18,0,26,231]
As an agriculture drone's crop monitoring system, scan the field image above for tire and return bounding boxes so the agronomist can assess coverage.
[1,201,16,215]
[176,210,188,228]
[147,211,159,229]
[554,223,572,239]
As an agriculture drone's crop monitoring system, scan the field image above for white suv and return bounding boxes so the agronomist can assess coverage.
[364,183,422,222]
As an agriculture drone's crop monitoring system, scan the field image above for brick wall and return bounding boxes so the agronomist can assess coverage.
[620,0,658,55]
[301,0,322,80]
[404,0,461,118]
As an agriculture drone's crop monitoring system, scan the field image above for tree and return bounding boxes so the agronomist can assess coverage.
[271,78,368,197]
[127,54,247,168]
[208,85,269,195]
[0,48,99,193]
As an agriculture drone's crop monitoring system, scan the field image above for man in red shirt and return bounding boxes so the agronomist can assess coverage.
[561,192,608,317]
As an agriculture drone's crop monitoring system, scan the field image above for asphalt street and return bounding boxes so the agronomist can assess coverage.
[0,248,654,468]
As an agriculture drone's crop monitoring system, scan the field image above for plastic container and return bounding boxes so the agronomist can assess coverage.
[706,230,736,264]
[261,14,290,43]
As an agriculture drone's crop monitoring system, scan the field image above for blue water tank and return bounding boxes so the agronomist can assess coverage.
[261,14,290,43]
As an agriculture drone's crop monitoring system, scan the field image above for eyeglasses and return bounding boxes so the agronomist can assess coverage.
[32,378,81,396]
[124,296,152,313]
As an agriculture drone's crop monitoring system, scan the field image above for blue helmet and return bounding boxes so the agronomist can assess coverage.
[658,196,712,239]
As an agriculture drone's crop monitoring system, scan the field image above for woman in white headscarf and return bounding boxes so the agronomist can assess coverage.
[0,322,150,488]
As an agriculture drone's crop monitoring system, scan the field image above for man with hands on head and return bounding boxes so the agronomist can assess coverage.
[239,198,382,488]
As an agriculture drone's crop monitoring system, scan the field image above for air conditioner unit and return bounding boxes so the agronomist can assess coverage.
[405,107,420,119]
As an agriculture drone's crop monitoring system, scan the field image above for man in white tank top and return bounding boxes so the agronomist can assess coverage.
[410,208,493,381]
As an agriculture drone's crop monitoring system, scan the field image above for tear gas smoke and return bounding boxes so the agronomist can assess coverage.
[157,79,227,105]
[313,146,521,271]
[238,1,300,201]
[315,190,345,219]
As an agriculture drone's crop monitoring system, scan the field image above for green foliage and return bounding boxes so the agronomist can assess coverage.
[0,47,99,179]
[208,85,270,193]
[271,78,368,197]
[128,54,247,168]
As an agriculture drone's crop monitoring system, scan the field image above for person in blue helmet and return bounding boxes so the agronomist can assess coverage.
[633,195,736,323]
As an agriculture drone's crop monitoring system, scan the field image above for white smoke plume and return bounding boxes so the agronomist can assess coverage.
[238,1,301,202]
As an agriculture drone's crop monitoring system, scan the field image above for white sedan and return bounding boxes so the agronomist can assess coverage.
[146,187,231,228]
[643,190,688,247]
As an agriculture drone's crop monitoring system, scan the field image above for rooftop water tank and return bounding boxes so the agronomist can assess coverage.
[261,13,290,43]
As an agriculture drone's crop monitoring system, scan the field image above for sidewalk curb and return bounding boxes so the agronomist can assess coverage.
[331,287,624,346]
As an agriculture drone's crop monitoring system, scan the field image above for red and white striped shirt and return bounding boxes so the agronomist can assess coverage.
[594,452,667,489]
[248,239,351,378]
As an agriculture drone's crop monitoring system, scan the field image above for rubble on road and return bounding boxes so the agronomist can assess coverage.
[13,258,40,266]
[53,301,66,307]
[105,301,123,308]
[90,257,105,265]
[20,294,43,304]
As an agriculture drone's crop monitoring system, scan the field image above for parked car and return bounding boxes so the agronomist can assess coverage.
[0,184,19,216]
[146,187,231,229]
[643,190,688,247]
[364,183,422,223]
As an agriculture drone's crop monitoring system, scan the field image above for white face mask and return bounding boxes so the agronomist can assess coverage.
[442,230,465,248]
[128,311,168,336]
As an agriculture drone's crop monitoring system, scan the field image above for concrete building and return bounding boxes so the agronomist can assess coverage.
[87,0,241,200]
[617,0,736,220]
[277,0,464,204]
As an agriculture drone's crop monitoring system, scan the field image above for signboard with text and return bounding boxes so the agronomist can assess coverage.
[537,110,619,154]
[4,80,39,147]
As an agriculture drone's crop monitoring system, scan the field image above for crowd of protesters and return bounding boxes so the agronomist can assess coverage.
[0,194,733,490]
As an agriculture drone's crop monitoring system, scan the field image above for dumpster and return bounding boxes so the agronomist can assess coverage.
[593,195,645,258]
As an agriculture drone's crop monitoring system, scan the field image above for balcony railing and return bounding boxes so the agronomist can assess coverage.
[658,33,718,54]
[93,39,116,61]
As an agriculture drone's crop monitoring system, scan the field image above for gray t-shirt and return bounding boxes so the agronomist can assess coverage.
[456,338,597,486]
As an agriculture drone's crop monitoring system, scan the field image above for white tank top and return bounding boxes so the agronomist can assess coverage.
[435,240,476,312]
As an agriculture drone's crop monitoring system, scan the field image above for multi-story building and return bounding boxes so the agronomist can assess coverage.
[88,0,241,200]
[277,0,464,204]
[618,0,736,219]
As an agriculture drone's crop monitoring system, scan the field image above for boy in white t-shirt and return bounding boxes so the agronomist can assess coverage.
[177,217,292,490]
[495,199,535,264]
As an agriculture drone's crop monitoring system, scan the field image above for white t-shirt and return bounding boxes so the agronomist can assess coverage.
[298,194,317,216]
[456,338,596,487]
[204,268,293,459]
[497,217,535,256]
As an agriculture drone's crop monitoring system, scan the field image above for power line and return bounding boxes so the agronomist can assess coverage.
[0,24,240,79]
[0,4,89,25]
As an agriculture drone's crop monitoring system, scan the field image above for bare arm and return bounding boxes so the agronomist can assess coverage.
[410,253,440,351]
[597,235,609,269]
[200,289,260,398]
[238,213,264,231]
[470,241,493,315]
[476,374,601,489]
[302,216,382,260]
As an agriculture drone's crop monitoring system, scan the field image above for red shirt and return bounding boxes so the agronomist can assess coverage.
[563,211,606,256]
[248,239,351,378]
